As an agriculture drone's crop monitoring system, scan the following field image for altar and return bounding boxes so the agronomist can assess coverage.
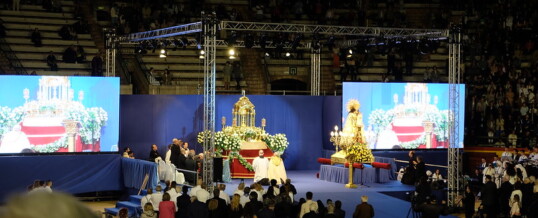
[210,94,286,179]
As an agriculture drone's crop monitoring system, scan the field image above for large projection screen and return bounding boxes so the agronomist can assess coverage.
[0,76,119,154]
[342,82,465,150]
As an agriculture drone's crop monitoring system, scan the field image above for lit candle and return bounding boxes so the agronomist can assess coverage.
[261,118,266,127]
[334,125,338,131]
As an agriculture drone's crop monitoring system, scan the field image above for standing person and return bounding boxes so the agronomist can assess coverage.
[252,150,269,183]
[91,53,103,76]
[480,175,498,217]
[149,144,161,162]
[223,61,232,90]
[510,194,522,218]
[463,185,475,218]
[159,193,176,218]
[232,61,242,90]
[352,196,374,218]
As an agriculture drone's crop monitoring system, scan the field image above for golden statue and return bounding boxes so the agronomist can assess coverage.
[342,99,366,144]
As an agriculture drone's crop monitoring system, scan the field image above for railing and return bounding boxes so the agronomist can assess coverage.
[0,37,27,75]
[116,48,131,84]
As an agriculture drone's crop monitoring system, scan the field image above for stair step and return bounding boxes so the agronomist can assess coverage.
[129,195,143,204]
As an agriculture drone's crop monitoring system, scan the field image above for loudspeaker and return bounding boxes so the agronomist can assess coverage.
[213,157,223,182]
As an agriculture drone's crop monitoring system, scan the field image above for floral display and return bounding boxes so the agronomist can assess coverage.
[197,127,289,171]
[263,133,289,153]
[346,142,374,163]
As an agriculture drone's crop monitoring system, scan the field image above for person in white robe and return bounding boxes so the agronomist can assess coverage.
[375,125,400,149]
[268,152,287,185]
[0,124,31,153]
[252,150,269,183]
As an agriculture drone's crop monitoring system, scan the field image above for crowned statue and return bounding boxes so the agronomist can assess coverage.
[331,99,374,165]
[342,99,366,144]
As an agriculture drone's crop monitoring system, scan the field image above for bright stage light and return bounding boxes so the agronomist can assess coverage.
[285,52,291,57]
[348,49,353,54]
[228,48,235,56]
[229,55,236,60]
[199,50,205,59]
[159,49,166,58]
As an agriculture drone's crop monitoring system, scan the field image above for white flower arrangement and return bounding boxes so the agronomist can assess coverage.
[263,133,289,153]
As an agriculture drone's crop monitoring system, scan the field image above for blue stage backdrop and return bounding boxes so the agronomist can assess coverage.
[120,95,343,170]
[0,154,122,203]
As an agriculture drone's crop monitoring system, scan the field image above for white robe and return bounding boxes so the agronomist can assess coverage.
[0,130,31,153]
[268,156,287,184]
[253,156,269,183]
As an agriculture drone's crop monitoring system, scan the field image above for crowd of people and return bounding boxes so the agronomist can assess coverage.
[134,177,378,218]
[468,147,538,217]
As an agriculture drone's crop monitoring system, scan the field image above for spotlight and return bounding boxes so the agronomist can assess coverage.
[229,55,236,60]
[159,49,167,58]
[228,48,235,56]
[285,52,291,57]
[265,52,270,57]
[199,50,205,59]
[348,49,353,55]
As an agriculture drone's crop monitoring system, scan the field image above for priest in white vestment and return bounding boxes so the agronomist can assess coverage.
[268,152,287,184]
[252,150,269,183]
[0,124,31,153]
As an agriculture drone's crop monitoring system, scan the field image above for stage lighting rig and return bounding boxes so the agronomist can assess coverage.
[181,37,189,49]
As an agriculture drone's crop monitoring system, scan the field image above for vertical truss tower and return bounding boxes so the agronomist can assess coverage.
[201,12,218,191]
[447,26,462,207]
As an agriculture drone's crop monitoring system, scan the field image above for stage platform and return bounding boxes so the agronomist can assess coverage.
[222,170,456,218]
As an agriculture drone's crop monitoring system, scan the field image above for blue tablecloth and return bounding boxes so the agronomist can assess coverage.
[319,164,391,184]
[121,158,159,190]
[321,150,397,180]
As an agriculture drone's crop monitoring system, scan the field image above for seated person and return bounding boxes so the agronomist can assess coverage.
[62,46,77,63]
[31,28,42,47]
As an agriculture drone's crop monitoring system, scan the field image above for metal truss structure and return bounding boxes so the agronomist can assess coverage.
[107,18,458,196]
[447,27,462,207]
[310,47,321,96]
[104,28,116,77]
[221,21,448,38]
[201,12,218,192]
[117,22,202,42]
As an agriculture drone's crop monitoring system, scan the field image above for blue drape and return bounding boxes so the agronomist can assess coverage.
[120,95,328,170]
[121,158,159,190]
[0,154,122,203]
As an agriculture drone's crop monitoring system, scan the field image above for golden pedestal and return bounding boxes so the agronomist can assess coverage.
[331,150,347,164]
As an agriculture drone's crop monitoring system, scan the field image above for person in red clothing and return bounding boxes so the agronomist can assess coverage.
[159,193,176,218]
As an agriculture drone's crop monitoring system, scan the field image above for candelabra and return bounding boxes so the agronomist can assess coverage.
[329,125,358,189]
[329,125,355,153]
